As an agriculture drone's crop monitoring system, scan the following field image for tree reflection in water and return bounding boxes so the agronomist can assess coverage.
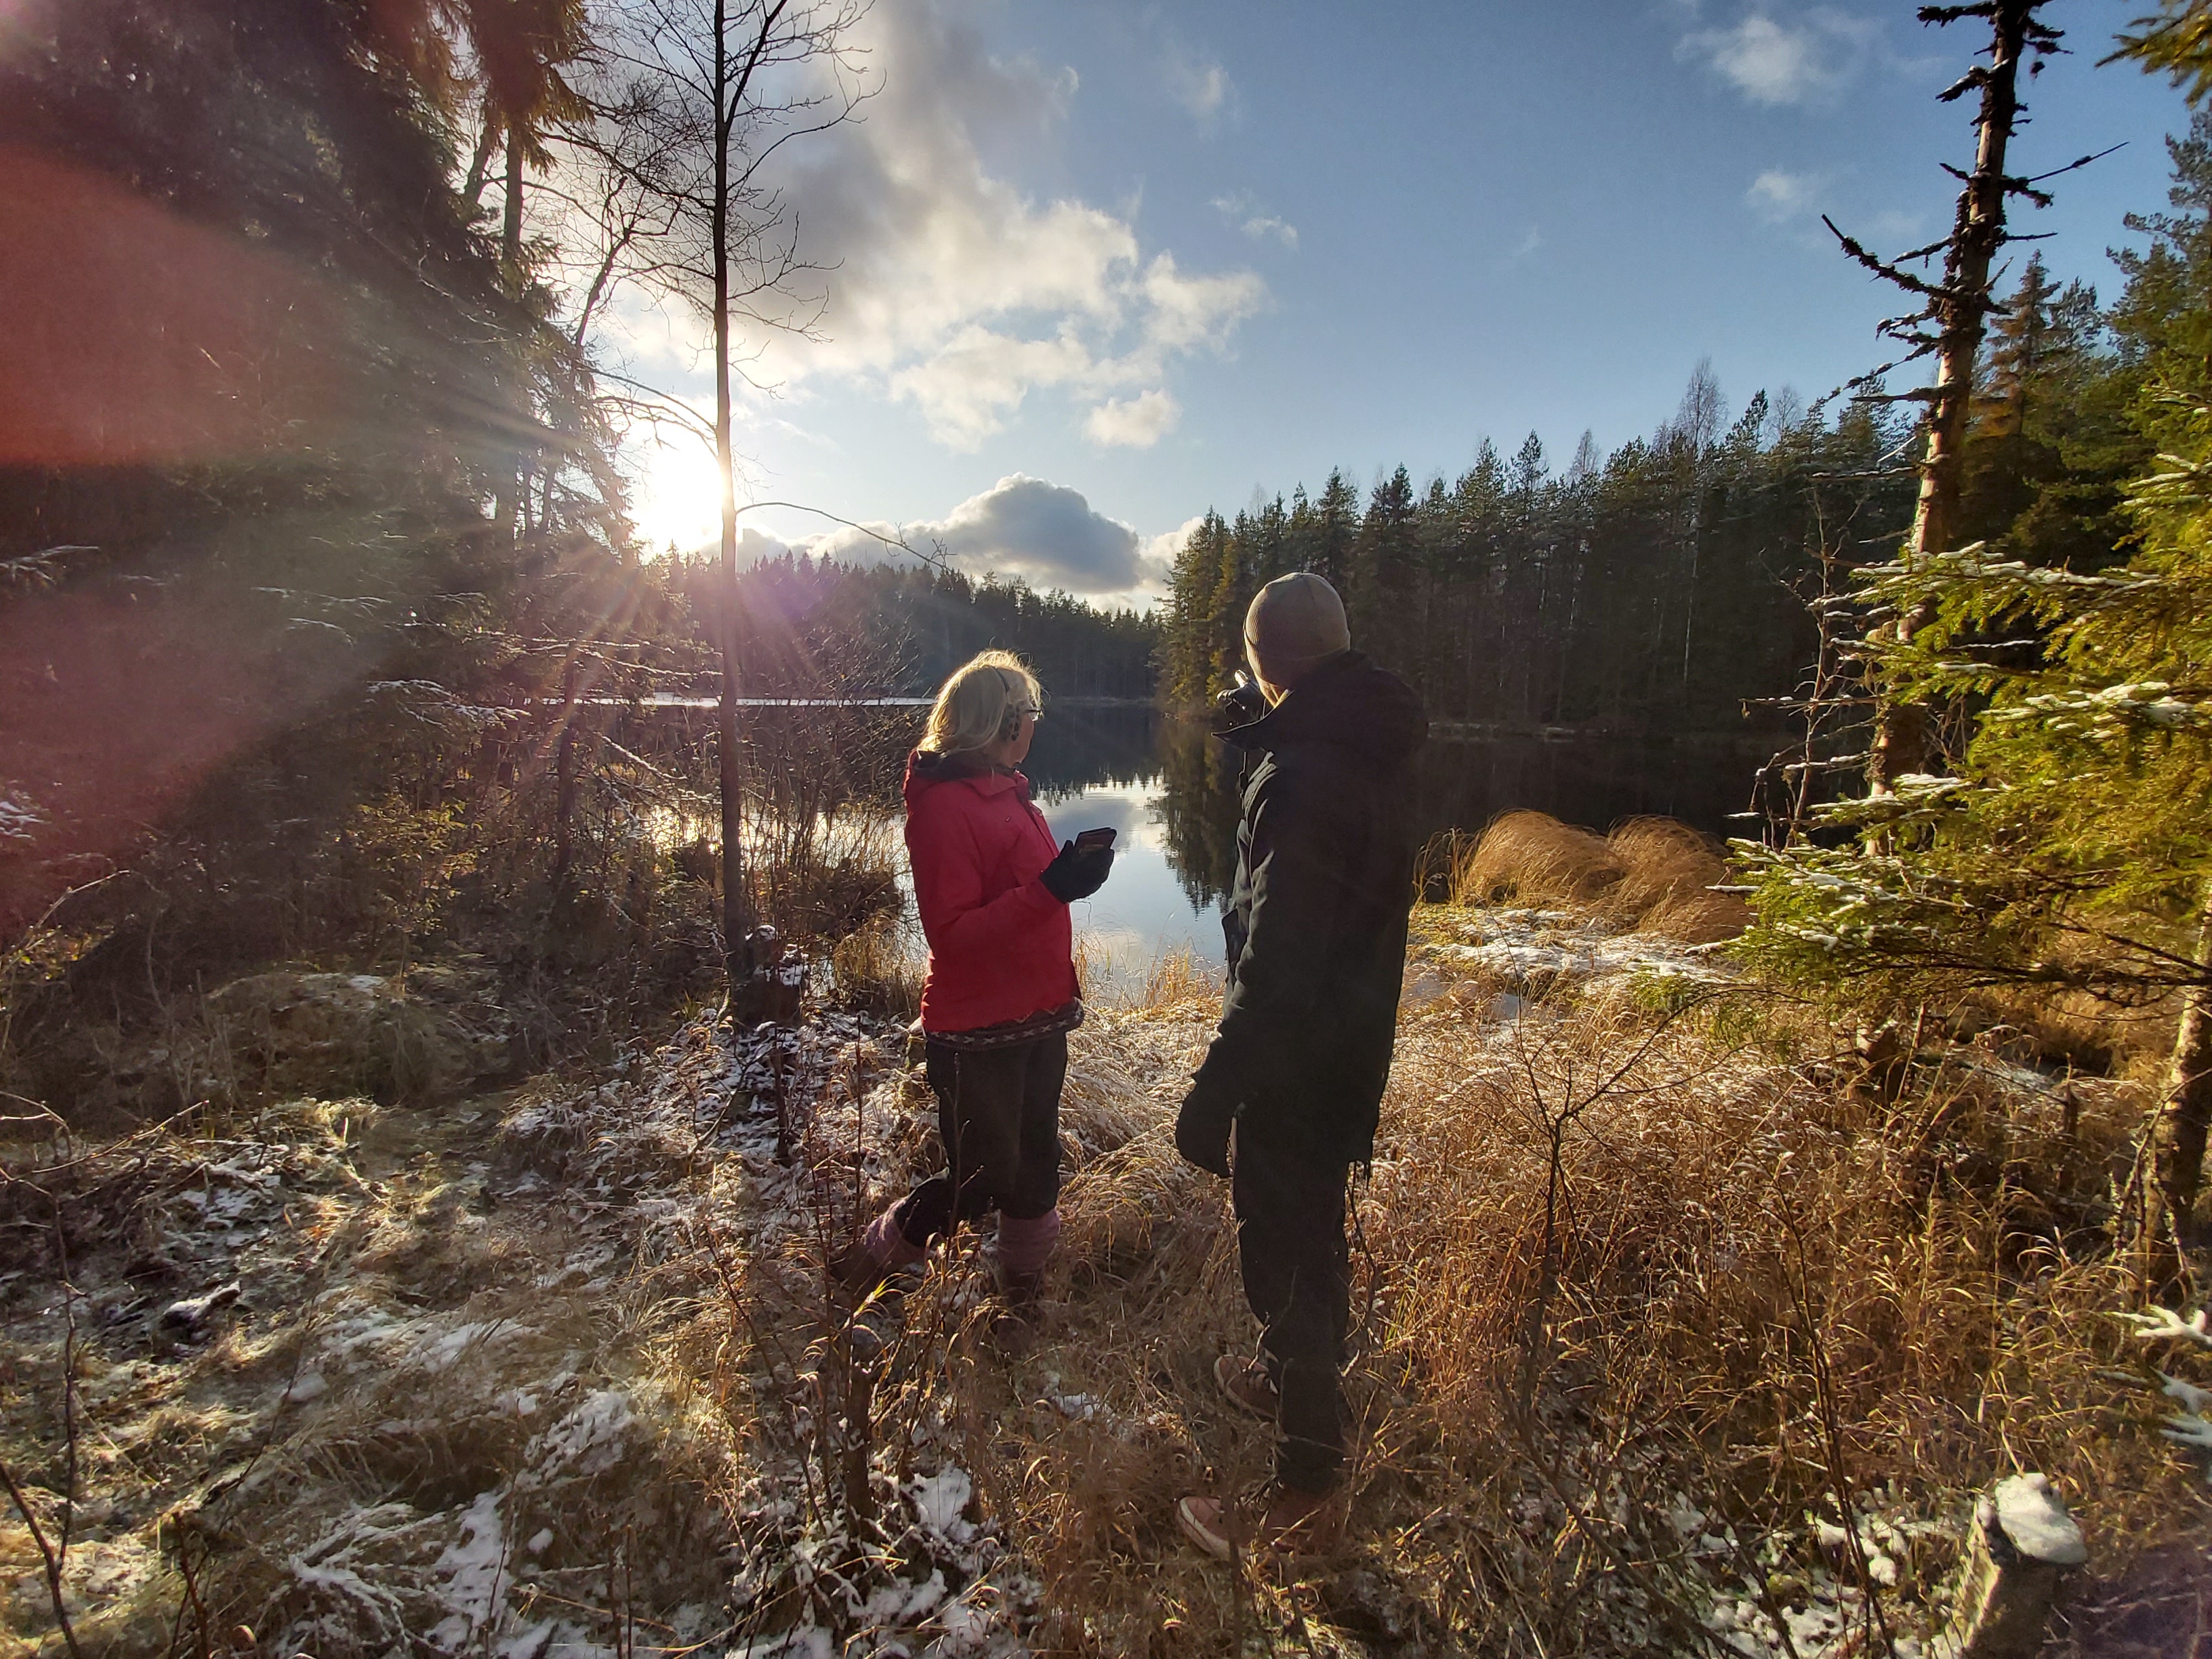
[724,703,1775,928]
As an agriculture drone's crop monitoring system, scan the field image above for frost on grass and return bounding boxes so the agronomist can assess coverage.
[6,901,2163,1658]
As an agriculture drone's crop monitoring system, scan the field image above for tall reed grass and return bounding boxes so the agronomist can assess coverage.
[1429,808,1750,942]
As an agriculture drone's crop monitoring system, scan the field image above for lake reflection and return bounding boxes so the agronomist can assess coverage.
[724,703,1773,993]
[1022,706,1770,990]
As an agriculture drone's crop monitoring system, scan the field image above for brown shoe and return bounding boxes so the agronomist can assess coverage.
[1175,1483,1342,1563]
[1213,1353,1280,1421]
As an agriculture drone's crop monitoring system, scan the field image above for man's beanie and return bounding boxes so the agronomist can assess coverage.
[1244,573,1350,678]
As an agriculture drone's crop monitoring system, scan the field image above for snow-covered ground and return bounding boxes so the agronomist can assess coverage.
[4,905,2123,1658]
[0,992,1210,1658]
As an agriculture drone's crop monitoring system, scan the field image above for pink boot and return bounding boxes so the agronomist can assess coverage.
[991,1210,1060,1353]
[996,1208,1061,1292]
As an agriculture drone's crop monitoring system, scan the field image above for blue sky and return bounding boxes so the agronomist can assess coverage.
[613,0,2196,607]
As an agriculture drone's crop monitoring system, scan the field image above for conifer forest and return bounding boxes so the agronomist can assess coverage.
[11,2,2212,1656]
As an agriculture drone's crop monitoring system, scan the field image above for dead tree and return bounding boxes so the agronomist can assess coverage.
[1822,2,2080,793]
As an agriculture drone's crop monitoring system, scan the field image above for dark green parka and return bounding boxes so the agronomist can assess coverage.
[1187,650,1428,1166]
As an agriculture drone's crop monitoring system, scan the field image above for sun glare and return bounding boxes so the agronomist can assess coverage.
[630,437,724,559]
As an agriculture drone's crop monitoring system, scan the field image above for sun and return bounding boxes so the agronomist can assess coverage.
[629,436,725,559]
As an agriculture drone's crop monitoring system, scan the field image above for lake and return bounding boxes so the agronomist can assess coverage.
[1007,705,1776,993]
[675,700,1778,994]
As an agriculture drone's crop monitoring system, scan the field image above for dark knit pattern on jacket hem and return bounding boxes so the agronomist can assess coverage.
[924,999,1085,1051]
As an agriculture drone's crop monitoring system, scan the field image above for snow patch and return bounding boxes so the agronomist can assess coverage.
[428,1490,508,1652]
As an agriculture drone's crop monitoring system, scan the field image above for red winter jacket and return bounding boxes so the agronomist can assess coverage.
[903,750,1077,1033]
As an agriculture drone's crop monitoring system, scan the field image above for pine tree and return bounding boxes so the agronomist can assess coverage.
[1208,510,1255,695]
[1978,253,2062,438]
[1312,470,1359,588]
[1161,512,1229,705]
[1349,466,1419,671]
[1824,1,2068,793]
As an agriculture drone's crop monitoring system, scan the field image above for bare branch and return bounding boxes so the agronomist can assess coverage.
[1823,216,1950,301]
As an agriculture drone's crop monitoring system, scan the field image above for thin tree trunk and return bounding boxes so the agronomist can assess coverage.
[552,657,581,895]
[1868,0,2034,793]
[490,123,526,544]
[2153,914,2212,1248]
[502,119,525,272]
[713,0,757,988]
[463,111,500,208]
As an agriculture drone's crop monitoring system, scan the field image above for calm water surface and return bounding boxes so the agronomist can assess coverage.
[996,707,1774,994]
[687,702,1771,994]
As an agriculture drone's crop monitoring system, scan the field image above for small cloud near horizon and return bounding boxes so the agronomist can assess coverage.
[809,474,1162,597]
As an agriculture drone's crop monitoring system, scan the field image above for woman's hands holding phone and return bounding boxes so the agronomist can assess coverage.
[1041,827,1115,903]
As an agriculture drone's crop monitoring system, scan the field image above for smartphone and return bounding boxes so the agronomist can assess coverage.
[1073,827,1117,853]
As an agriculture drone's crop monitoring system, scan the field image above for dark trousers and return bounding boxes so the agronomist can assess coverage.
[1233,1123,1351,1493]
[891,1032,1065,1244]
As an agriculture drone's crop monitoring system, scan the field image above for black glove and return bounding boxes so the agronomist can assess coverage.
[1175,1076,1235,1177]
[1215,673,1267,729]
[1040,839,1113,903]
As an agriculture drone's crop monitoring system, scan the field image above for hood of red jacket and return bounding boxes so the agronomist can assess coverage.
[902,747,1031,812]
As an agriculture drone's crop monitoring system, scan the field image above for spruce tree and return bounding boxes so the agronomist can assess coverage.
[1313,470,1359,588]
[1350,466,1419,672]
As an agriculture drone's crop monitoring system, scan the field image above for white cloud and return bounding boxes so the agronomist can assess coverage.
[1746,168,1819,221]
[811,474,1151,595]
[717,1,1266,451]
[1679,9,1879,107]
[1140,516,1206,576]
[1084,389,1181,449]
[1211,192,1298,248]
[1864,207,1929,242]
[1164,47,1234,121]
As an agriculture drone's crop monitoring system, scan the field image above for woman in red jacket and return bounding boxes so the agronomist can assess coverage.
[834,651,1114,1323]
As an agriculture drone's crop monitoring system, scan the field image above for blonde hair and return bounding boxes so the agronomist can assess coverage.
[922,650,1043,757]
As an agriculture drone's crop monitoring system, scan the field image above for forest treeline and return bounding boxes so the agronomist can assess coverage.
[1158,249,2141,736]
[685,556,1159,702]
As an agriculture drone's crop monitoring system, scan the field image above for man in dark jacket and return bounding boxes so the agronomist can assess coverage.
[1173,573,1427,1561]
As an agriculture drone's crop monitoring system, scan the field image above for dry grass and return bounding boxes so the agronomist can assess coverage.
[1122,944,1214,1012]
[906,972,2210,1656]
[829,914,924,1019]
[750,813,903,947]
[1437,810,1750,943]
[18,919,2209,1658]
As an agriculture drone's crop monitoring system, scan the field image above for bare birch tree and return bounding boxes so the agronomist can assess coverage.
[596,0,866,995]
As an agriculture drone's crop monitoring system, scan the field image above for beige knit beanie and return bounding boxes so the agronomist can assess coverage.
[1244,572,1350,685]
